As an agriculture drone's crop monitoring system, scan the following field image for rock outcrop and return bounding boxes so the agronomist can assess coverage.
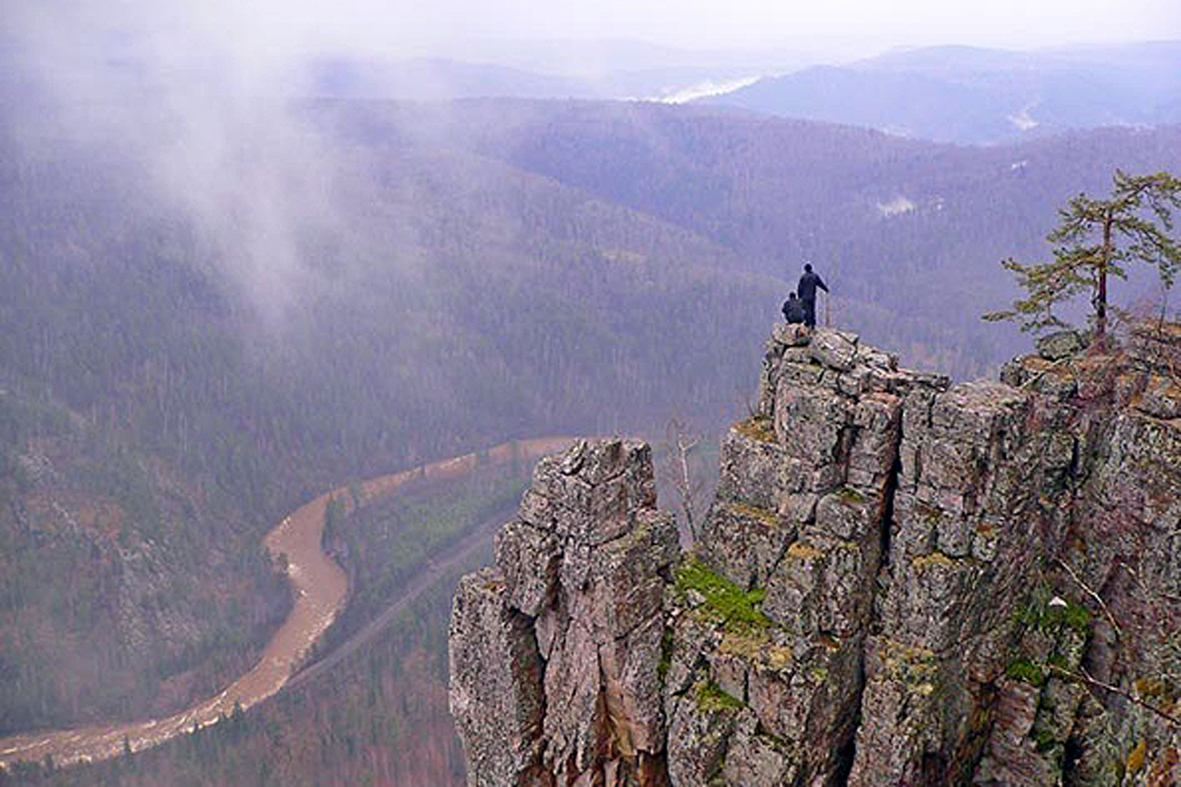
[450,439,678,786]
[451,323,1180,787]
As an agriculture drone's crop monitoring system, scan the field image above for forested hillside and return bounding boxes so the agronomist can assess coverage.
[0,107,776,505]
[6,460,531,787]
[0,388,289,735]
[0,98,775,740]
[445,100,1181,369]
[2,89,1180,774]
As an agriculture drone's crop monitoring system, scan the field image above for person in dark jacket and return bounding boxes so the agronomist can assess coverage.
[781,292,806,324]
[797,263,828,327]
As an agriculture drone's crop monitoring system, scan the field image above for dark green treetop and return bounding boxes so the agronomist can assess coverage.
[984,170,1181,346]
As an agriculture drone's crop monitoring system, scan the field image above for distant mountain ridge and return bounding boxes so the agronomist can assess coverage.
[303,57,600,101]
[705,41,1181,144]
[298,56,768,103]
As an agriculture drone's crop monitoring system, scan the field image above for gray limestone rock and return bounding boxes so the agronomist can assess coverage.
[1036,329,1086,360]
[451,321,1181,787]
[812,491,876,542]
[772,385,852,490]
[771,322,812,347]
[451,439,678,787]
[856,344,899,371]
[696,500,797,590]
[666,691,738,787]
[1136,374,1180,419]
[720,710,799,785]
[716,427,807,512]
[529,441,658,548]
[1129,321,1181,375]
[675,328,911,785]
[449,569,546,787]
[808,329,859,372]
[496,519,561,618]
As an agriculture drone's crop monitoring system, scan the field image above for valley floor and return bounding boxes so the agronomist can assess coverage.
[0,437,572,774]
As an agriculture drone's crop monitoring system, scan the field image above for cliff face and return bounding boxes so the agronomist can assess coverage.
[450,323,1180,787]
[449,439,679,786]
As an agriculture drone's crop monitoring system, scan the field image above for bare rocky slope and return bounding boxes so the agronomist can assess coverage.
[449,322,1179,787]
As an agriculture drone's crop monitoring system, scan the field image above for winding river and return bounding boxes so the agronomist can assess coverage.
[0,437,572,771]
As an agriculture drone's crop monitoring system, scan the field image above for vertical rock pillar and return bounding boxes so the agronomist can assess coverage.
[668,326,950,785]
[450,439,679,787]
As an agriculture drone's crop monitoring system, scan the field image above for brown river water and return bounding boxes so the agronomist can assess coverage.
[0,437,572,771]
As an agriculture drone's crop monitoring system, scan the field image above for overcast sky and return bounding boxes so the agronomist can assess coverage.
[304,0,1181,51]
[8,0,1181,73]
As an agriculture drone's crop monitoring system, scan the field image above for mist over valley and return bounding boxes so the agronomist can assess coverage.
[1,10,1180,783]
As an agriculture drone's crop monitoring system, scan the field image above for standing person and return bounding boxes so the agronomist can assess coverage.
[797,263,828,328]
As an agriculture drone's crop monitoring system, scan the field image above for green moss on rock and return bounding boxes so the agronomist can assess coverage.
[695,679,744,713]
[835,486,866,505]
[675,556,772,635]
[1006,657,1046,687]
[1014,590,1092,637]
[1033,728,1058,753]
[658,626,674,682]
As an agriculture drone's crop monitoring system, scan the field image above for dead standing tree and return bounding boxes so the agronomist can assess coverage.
[661,418,706,543]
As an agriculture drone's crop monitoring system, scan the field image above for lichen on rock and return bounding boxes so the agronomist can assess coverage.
[451,322,1181,787]
[451,438,677,787]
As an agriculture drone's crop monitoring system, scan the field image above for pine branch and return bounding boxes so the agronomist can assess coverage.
[984,168,1181,338]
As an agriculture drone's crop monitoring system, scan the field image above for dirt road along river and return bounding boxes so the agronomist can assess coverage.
[0,437,573,771]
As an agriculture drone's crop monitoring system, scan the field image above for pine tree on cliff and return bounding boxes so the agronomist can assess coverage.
[984,170,1181,348]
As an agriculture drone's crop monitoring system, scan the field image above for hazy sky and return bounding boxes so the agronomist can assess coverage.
[303,0,1181,51]
[9,0,1181,73]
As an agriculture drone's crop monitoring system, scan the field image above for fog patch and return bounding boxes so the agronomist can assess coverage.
[1,0,377,331]
[1007,102,1040,131]
[651,75,762,104]
[876,195,916,217]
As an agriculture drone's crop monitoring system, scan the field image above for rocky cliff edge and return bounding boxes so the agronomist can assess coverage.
[450,322,1179,787]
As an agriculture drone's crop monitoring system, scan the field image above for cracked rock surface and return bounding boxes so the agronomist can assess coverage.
[452,323,1181,787]
[451,438,677,787]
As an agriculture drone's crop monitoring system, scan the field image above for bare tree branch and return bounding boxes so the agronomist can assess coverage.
[1047,664,1181,728]
[1055,558,1123,641]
